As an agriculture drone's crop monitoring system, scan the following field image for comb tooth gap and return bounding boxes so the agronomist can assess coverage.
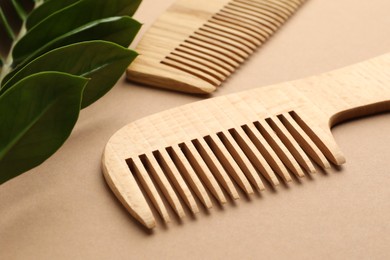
[196,29,256,54]
[161,110,227,205]
[241,0,293,19]
[281,0,303,9]
[127,157,171,223]
[229,127,280,186]
[223,5,278,32]
[228,1,284,27]
[189,34,249,59]
[161,59,221,87]
[185,38,245,63]
[176,105,240,200]
[199,23,259,49]
[210,96,278,187]
[242,124,292,182]
[289,111,345,166]
[132,155,170,223]
[177,45,235,72]
[179,142,227,204]
[212,12,269,42]
[168,146,213,209]
[217,131,265,191]
[264,0,300,12]
[278,113,331,169]
[234,0,290,20]
[154,149,199,215]
[172,49,231,77]
[266,116,317,174]
[143,153,188,219]
[204,134,254,195]
[166,53,227,81]
[255,120,305,178]
[201,99,266,191]
[192,138,240,200]
[206,19,264,45]
[230,0,285,24]
[179,43,238,70]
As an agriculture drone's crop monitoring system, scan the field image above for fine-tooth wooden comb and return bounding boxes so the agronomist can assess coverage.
[127,0,307,94]
[103,53,390,229]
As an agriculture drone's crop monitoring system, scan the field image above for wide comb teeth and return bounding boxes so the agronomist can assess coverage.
[105,106,343,228]
[127,0,307,93]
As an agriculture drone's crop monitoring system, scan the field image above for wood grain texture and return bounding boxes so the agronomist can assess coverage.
[127,0,307,93]
[105,53,390,229]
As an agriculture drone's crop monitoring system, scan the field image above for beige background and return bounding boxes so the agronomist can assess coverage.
[1,0,390,259]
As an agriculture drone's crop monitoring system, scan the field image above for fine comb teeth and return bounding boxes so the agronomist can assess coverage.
[103,54,390,229]
[127,0,307,93]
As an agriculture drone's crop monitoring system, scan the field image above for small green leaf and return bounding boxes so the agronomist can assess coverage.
[0,72,88,183]
[2,41,138,107]
[12,0,141,65]
[12,15,141,67]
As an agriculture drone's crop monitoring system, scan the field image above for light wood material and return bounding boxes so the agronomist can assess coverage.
[127,0,307,94]
[104,53,390,229]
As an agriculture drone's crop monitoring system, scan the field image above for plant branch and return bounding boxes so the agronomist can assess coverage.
[0,1,42,84]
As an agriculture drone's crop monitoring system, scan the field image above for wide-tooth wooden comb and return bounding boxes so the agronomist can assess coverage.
[103,53,390,229]
[127,0,307,94]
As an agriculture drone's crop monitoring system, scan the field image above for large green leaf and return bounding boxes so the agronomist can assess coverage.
[27,0,141,30]
[2,41,138,107]
[6,16,141,79]
[0,72,88,183]
[12,0,142,65]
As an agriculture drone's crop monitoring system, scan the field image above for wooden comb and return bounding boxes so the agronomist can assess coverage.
[127,0,307,93]
[103,53,390,229]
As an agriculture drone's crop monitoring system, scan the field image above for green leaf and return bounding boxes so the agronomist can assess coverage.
[29,0,142,29]
[26,0,79,30]
[4,16,141,80]
[12,15,141,67]
[12,0,142,65]
[0,72,88,184]
[2,41,138,107]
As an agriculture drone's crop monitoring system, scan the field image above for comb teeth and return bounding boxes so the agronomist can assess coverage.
[123,110,338,224]
[127,0,307,93]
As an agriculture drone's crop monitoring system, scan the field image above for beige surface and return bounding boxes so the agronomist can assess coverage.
[0,0,389,259]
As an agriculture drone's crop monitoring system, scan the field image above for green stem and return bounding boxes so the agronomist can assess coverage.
[35,0,44,7]
[0,0,42,85]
